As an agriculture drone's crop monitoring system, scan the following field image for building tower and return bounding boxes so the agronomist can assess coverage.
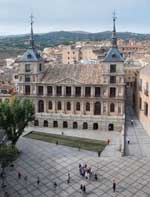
[102,12,125,131]
[17,15,45,98]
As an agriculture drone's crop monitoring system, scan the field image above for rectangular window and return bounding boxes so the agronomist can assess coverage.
[145,82,149,96]
[66,87,71,96]
[110,87,116,97]
[95,87,101,97]
[139,79,142,91]
[38,86,43,95]
[25,64,31,72]
[56,86,62,96]
[144,102,148,116]
[110,76,116,83]
[110,64,116,73]
[75,87,81,97]
[139,97,142,110]
[25,85,30,95]
[25,75,30,82]
[85,87,91,97]
[39,64,42,71]
[47,86,53,96]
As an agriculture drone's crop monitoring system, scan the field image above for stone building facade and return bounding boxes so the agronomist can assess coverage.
[17,16,125,132]
[135,65,150,135]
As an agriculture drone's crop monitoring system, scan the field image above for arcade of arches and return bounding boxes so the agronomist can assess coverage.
[34,119,114,131]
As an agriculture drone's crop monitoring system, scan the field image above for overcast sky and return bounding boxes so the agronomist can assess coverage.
[0,0,149,35]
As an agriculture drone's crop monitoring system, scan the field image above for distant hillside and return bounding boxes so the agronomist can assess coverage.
[0,31,150,59]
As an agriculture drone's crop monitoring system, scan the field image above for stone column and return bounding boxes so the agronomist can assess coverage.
[81,101,85,115]
[72,86,75,97]
[91,101,94,115]
[62,86,65,97]
[91,86,95,97]
[44,100,47,113]
[35,100,38,113]
[72,101,75,114]
[44,85,47,96]
[81,86,84,97]
[53,86,56,96]
[63,101,66,114]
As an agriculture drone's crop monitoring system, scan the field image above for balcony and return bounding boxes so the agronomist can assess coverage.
[144,89,149,96]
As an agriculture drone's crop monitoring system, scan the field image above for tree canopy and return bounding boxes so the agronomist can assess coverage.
[0,98,34,145]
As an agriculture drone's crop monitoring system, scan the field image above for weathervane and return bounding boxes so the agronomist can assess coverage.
[29,13,35,49]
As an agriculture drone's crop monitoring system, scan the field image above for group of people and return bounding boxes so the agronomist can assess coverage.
[79,163,98,181]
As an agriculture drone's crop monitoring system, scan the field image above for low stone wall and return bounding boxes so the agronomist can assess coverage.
[33,113,125,132]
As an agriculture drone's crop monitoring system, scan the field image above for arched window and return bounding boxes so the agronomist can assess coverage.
[67,102,71,111]
[73,122,78,129]
[110,103,115,112]
[108,123,114,131]
[76,102,80,111]
[34,120,39,126]
[83,122,88,129]
[53,121,58,128]
[49,101,53,110]
[93,123,98,130]
[63,121,68,128]
[94,102,101,115]
[86,102,90,111]
[58,101,62,110]
[38,100,44,112]
[43,120,48,127]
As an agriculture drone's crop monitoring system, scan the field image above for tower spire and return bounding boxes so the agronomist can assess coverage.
[30,14,35,49]
[112,11,117,48]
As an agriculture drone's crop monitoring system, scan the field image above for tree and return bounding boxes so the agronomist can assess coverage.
[0,98,34,145]
[0,144,18,187]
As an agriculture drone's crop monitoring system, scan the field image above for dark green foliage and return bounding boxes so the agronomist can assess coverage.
[25,131,107,152]
[0,145,18,167]
[0,99,34,145]
[1,31,150,58]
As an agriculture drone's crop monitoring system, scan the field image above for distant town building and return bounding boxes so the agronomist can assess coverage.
[135,65,150,135]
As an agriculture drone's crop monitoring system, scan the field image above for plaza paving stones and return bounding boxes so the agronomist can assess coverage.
[0,137,150,197]
[1,106,150,196]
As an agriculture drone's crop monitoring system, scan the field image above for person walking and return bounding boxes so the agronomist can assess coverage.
[80,184,83,192]
[67,173,70,183]
[54,182,57,188]
[18,172,21,179]
[37,176,40,185]
[113,179,116,192]
[83,185,86,193]
[127,138,130,144]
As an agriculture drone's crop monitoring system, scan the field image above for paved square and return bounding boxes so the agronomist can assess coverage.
[0,137,150,197]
